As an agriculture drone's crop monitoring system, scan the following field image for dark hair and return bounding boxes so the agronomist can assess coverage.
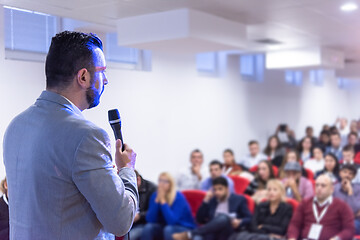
[342,144,355,153]
[324,153,340,175]
[348,131,359,138]
[340,164,357,176]
[297,136,313,155]
[223,149,234,155]
[330,130,340,137]
[45,31,103,89]
[320,130,330,137]
[306,126,313,131]
[191,149,203,157]
[264,135,281,156]
[256,160,275,187]
[210,160,223,169]
[248,140,259,146]
[212,176,228,187]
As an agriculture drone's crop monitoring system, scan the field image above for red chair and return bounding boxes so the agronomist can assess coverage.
[241,194,255,213]
[182,190,206,218]
[354,236,360,240]
[354,152,360,164]
[304,168,314,180]
[249,165,278,177]
[286,198,299,212]
[115,237,124,240]
[228,175,250,194]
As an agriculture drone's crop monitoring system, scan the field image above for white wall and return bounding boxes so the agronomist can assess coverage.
[1,7,360,182]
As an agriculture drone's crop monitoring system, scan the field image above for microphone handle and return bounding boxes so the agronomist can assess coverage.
[111,124,125,151]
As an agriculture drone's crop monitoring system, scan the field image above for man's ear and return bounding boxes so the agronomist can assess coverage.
[76,68,91,89]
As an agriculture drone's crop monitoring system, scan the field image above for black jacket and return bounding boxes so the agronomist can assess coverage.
[136,178,157,225]
[0,195,9,240]
[196,193,252,230]
[250,201,292,236]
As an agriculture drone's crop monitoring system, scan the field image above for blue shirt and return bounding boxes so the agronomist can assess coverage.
[146,191,196,229]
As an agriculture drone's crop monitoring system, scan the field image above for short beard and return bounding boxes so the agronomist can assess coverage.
[86,73,101,109]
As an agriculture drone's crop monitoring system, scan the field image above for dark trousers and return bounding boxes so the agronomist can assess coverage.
[192,214,234,240]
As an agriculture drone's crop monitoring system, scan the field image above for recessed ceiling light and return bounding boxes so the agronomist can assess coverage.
[340,2,358,12]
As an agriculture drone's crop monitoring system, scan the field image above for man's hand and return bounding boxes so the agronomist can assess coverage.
[285,178,297,190]
[191,164,202,180]
[204,190,213,203]
[133,213,140,223]
[115,139,136,169]
[342,179,353,196]
[231,218,242,229]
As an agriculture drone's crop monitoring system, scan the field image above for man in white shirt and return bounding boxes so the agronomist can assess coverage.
[177,149,208,190]
[239,140,267,169]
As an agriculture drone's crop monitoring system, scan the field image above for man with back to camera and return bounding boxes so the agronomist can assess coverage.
[3,31,139,240]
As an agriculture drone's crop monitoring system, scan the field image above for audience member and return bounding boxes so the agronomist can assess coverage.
[244,160,276,204]
[275,124,297,150]
[0,178,8,240]
[201,160,235,193]
[347,131,359,147]
[282,162,314,202]
[316,153,341,184]
[304,146,325,175]
[305,126,318,146]
[239,141,267,170]
[223,149,242,176]
[173,176,252,240]
[333,165,360,234]
[278,150,307,179]
[128,171,157,240]
[297,136,313,163]
[341,145,357,165]
[287,174,355,240]
[336,117,350,146]
[177,149,208,191]
[263,135,286,161]
[317,130,331,153]
[326,132,343,160]
[230,179,292,240]
[142,172,196,240]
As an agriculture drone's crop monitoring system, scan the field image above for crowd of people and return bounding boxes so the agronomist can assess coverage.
[1,119,360,240]
[128,119,360,240]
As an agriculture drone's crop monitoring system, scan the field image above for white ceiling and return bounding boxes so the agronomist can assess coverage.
[2,0,360,64]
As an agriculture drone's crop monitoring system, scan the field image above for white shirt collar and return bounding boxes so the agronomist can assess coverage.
[3,194,8,205]
[62,95,82,113]
[314,195,333,207]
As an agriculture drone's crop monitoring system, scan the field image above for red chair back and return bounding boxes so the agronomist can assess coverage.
[249,165,278,177]
[182,190,206,217]
[241,194,255,213]
[305,168,314,180]
[286,198,299,212]
[354,152,360,164]
[228,175,250,194]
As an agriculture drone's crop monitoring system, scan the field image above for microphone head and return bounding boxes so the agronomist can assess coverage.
[108,109,121,125]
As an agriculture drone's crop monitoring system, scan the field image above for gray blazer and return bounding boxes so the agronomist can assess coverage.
[3,91,139,240]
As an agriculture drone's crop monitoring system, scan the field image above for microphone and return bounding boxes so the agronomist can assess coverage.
[108,109,125,151]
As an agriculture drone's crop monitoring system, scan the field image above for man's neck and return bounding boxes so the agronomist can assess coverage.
[47,88,87,111]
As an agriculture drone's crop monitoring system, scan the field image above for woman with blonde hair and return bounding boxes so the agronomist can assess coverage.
[142,172,195,240]
[230,179,293,240]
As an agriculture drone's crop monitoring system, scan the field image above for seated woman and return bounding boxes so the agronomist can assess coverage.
[244,160,276,204]
[297,136,313,163]
[142,172,196,240]
[223,149,254,181]
[278,150,307,179]
[303,146,325,175]
[263,135,286,162]
[315,153,341,183]
[230,179,293,240]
